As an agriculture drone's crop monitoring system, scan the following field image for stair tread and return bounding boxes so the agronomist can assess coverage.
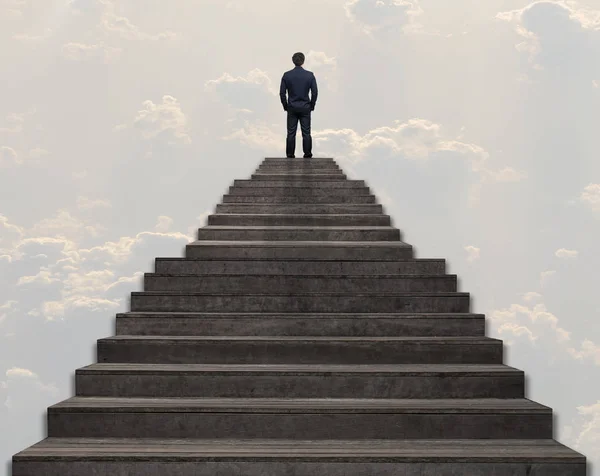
[145,273,452,278]
[201,226,396,230]
[79,363,519,374]
[14,438,584,461]
[100,335,496,342]
[49,397,549,413]
[117,311,481,317]
[187,240,411,247]
[156,258,437,262]
[209,214,386,217]
[130,291,469,296]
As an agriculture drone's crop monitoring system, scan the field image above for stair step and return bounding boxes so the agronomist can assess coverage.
[45,397,552,439]
[97,335,497,364]
[207,213,392,226]
[13,438,586,476]
[236,179,361,187]
[196,226,401,241]
[76,363,524,398]
[249,174,347,180]
[154,258,445,275]
[263,157,337,164]
[228,187,372,196]
[235,180,363,188]
[222,194,377,203]
[256,167,343,173]
[115,312,485,336]
[143,274,457,293]
[129,291,469,313]
[215,203,384,214]
[185,240,413,259]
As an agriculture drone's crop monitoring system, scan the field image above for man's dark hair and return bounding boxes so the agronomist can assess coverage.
[292,52,305,66]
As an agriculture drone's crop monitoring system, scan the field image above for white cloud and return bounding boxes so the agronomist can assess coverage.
[155,215,173,232]
[522,291,543,302]
[540,269,557,287]
[62,41,122,63]
[1,366,60,412]
[580,183,600,212]
[344,0,425,35]
[555,248,579,259]
[76,196,112,210]
[120,95,191,145]
[464,245,480,263]
[69,0,178,42]
[496,1,600,70]
[28,148,50,160]
[0,146,20,165]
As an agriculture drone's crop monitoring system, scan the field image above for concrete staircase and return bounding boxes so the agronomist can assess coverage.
[12,157,586,475]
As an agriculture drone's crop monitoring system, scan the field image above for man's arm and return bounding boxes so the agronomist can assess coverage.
[310,74,318,110]
[279,76,288,111]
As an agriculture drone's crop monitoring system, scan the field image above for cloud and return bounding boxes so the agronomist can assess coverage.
[62,41,122,63]
[522,291,543,302]
[76,196,112,210]
[496,1,600,73]
[540,269,557,287]
[116,95,191,145]
[344,0,425,35]
[564,399,600,459]
[464,245,481,263]
[555,248,579,259]
[0,367,59,410]
[490,293,600,368]
[155,215,173,232]
[0,146,19,166]
[69,0,178,42]
[580,183,600,212]
[205,69,275,114]
[0,110,35,134]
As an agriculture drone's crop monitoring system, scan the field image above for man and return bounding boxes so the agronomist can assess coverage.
[280,52,318,158]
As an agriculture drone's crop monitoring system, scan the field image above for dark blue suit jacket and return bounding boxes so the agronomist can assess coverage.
[280,66,318,112]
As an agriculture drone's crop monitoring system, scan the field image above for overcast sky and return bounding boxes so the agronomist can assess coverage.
[1,0,599,473]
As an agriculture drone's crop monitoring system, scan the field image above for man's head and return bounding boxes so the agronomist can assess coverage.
[292,52,305,67]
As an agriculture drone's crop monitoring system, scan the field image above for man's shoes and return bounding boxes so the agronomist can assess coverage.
[303,155,312,158]
[286,155,295,158]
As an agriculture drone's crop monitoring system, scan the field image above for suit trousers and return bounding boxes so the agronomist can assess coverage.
[286,107,312,157]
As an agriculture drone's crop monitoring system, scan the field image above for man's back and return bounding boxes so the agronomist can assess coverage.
[280,66,318,111]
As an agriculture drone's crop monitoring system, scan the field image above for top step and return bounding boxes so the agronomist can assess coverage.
[261,158,338,167]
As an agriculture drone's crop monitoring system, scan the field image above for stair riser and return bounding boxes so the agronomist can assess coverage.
[154,259,445,275]
[76,373,524,399]
[143,276,457,294]
[228,188,372,196]
[129,294,470,313]
[97,340,498,364]
[262,159,337,165]
[236,181,361,187]
[185,245,413,260]
[249,175,348,180]
[256,166,342,171]
[11,461,587,476]
[215,204,384,214]
[47,412,551,439]
[207,215,391,226]
[222,195,377,204]
[196,229,400,241]
[115,316,485,336]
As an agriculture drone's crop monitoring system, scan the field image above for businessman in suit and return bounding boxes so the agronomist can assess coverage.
[280,52,318,158]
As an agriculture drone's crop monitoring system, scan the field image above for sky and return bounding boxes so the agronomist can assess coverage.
[0,0,599,472]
